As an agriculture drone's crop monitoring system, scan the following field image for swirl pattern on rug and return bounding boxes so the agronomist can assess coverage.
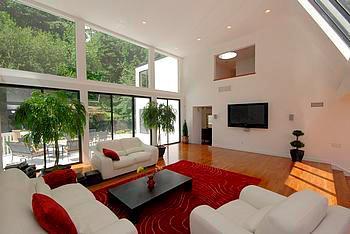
[93,160,261,234]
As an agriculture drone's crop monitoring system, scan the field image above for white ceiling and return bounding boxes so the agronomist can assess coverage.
[30,0,288,57]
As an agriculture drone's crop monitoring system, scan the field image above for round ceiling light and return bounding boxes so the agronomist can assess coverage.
[218,51,237,60]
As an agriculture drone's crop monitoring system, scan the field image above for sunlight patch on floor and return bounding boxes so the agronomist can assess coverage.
[285,162,337,205]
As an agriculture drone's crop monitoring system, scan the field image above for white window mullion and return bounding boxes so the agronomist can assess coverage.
[149,47,156,90]
[76,19,87,81]
[75,19,90,162]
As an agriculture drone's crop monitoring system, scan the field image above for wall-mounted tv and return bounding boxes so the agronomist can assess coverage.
[228,103,268,129]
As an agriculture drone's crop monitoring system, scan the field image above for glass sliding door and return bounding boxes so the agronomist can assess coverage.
[88,93,112,153]
[88,92,152,155]
[157,98,168,145]
[0,85,82,170]
[43,89,81,167]
[135,97,151,145]
[168,100,180,144]
[157,98,181,145]
[113,96,133,140]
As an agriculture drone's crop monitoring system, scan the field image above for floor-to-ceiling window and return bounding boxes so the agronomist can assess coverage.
[0,0,182,167]
[0,85,82,170]
[88,92,151,155]
[157,98,181,145]
[134,97,152,145]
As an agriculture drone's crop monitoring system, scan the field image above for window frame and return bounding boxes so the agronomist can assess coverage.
[156,97,181,145]
[85,24,151,87]
[154,51,180,93]
[309,0,350,47]
[88,91,152,144]
[0,0,78,78]
[0,83,83,171]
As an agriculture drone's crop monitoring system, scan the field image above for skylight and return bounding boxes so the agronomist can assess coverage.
[299,0,350,60]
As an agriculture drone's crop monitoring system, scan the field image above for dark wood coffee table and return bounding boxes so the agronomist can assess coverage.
[108,169,192,223]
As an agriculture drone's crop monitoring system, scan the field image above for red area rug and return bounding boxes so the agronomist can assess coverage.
[93,160,261,234]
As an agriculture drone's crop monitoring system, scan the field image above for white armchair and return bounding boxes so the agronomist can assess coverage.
[190,185,350,234]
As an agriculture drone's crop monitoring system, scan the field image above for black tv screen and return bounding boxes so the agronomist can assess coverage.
[228,103,268,129]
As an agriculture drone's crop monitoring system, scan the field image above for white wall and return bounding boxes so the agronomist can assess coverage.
[183,3,350,172]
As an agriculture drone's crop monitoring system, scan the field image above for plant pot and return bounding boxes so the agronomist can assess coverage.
[182,136,189,144]
[290,149,304,162]
[157,145,166,158]
[147,175,155,191]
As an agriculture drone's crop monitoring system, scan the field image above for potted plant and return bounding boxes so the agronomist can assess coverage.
[290,130,305,162]
[142,101,176,157]
[182,121,189,144]
[15,91,86,172]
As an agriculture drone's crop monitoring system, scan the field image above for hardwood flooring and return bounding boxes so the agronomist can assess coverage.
[74,143,350,208]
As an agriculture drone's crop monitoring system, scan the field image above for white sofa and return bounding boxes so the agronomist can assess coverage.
[190,185,350,234]
[91,137,158,180]
[0,168,137,234]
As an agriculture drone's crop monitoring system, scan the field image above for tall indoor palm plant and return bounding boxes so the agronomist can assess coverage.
[15,91,86,169]
[142,101,176,156]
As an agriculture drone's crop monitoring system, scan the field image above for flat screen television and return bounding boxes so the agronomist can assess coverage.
[228,103,268,129]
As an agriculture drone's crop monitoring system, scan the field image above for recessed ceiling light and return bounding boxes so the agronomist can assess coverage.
[142,21,147,24]
[226,25,232,29]
[218,51,237,60]
[197,38,201,41]
[265,9,271,14]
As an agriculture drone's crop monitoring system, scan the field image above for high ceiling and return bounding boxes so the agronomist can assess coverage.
[30,0,287,57]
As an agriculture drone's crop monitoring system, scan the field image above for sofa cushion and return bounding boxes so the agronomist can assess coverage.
[96,140,127,156]
[43,168,77,189]
[103,148,120,161]
[32,193,77,234]
[243,205,273,232]
[256,190,328,234]
[119,137,142,150]
[126,146,144,155]
[129,151,151,163]
[113,156,136,170]
[67,201,119,234]
[217,199,257,226]
[51,183,95,209]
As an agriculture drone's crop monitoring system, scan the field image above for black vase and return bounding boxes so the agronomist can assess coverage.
[290,149,305,162]
[158,145,166,158]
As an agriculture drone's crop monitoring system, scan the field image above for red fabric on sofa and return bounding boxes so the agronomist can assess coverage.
[103,148,120,161]
[43,169,77,189]
[32,193,77,234]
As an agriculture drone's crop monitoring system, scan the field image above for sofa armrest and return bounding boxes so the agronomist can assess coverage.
[312,206,350,234]
[93,219,137,234]
[239,185,286,209]
[142,144,158,163]
[190,205,253,234]
[91,152,114,180]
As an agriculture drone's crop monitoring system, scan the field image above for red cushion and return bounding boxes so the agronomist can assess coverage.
[32,193,77,234]
[43,169,77,189]
[103,148,120,161]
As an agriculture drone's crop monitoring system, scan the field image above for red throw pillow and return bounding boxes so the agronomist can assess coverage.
[103,148,120,161]
[32,193,77,234]
[43,169,77,189]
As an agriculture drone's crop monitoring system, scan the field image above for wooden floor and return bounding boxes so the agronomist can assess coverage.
[76,143,350,208]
